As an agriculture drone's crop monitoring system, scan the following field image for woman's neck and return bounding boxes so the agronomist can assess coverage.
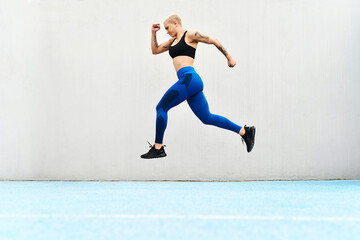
[175,28,185,39]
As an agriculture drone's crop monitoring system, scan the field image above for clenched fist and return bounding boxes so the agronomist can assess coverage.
[228,57,237,68]
[152,23,160,32]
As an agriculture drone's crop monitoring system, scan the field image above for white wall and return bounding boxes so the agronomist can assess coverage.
[0,0,359,180]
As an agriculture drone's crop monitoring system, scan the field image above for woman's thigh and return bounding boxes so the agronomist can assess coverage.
[156,81,188,112]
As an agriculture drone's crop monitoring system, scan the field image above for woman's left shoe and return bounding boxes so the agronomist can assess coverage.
[141,142,167,159]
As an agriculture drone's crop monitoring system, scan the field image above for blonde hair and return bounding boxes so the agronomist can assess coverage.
[165,14,182,26]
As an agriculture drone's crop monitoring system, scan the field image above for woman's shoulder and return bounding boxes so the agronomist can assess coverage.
[186,30,208,40]
[187,30,211,44]
[186,30,197,37]
[185,30,198,42]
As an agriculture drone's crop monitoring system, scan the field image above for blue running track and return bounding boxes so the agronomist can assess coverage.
[0,180,359,239]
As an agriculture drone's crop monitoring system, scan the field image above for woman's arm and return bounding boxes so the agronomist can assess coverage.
[188,31,236,67]
[151,24,175,55]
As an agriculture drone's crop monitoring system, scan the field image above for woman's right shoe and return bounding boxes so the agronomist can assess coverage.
[141,142,167,159]
[241,125,256,152]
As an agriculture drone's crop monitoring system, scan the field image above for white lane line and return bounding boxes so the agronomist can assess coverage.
[0,214,360,221]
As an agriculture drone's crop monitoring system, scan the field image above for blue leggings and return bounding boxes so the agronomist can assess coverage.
[155,66,242,144]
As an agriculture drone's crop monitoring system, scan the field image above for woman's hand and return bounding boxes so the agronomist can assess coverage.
[152,23,161,32]
[228,57,236,68]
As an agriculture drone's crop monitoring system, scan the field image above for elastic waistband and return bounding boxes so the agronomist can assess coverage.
[177,66,195,79]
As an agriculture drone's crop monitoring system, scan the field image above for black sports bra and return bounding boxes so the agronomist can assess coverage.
[169,31,196,59]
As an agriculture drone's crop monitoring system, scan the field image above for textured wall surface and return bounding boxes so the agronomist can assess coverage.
[0,0,359,180]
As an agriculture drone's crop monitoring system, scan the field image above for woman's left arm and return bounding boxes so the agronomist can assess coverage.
[188,31,236,68]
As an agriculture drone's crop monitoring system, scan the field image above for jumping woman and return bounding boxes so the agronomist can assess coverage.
[141,15,256,159]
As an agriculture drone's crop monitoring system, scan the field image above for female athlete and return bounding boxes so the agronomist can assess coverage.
[141,15,255,159]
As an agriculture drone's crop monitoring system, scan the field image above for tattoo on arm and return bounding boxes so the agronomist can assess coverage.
[162,45,168,49]
[195,32,210,42]
[153,35,158,48]
[216,44,229,57]
[194,32,229,58]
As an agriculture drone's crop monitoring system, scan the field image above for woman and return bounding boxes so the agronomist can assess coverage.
[141,14,255,159]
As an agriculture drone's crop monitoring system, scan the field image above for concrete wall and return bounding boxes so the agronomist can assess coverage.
[0,0,359,180]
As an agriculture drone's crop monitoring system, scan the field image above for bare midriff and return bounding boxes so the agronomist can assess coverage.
[173,56,195,72]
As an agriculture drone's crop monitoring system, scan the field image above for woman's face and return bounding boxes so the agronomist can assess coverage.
[164,21,177,37]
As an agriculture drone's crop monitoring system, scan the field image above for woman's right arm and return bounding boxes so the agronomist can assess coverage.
[151,24,174,55]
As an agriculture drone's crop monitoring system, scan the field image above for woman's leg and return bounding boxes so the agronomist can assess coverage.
[187,91,242,134]
[155,81,188,145]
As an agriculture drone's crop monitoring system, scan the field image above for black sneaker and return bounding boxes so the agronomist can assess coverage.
[141,141,167,159]
[241,125,256,152]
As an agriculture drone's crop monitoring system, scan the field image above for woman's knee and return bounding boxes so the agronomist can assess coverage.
[156,105,167,118]
[198,113,213,125]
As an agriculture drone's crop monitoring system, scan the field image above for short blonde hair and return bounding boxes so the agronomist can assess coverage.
[165,14,182,26]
